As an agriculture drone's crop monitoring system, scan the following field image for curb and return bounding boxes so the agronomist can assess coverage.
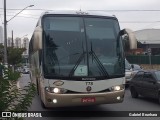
[16,73,23,89]
[17,80,20,89]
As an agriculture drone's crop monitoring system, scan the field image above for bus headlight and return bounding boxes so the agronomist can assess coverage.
[114,86,121,91]
[109,85,124,91]
[45,87,67,94]
[53,88,60,93]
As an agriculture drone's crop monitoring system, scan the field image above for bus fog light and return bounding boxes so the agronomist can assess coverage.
[53,99,57,103]
[117,96,121,100]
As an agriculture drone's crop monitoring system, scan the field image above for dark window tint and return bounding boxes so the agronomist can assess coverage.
[143,72,154,80]
[42,16,123,78]
[133,71,144,81]
[142,72,157,83]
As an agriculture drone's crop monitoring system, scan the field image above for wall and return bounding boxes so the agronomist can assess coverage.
[140,64,160,70]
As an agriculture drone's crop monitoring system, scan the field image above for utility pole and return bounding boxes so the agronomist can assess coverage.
[3,1,34,68]
[3,0,8,67]
[4,0,34,68]
[12,30,14,47]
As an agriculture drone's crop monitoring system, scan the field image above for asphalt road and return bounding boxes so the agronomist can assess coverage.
[19,74,160,120]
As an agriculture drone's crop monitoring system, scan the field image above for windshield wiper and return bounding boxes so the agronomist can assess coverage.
[69,52,86,77]
[69,41,86,77]
[90,42,110,78]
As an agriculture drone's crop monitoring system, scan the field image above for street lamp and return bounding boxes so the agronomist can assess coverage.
[3,0,34,68]
[7,5,34,23]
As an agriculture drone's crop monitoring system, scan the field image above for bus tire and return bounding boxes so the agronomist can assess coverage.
[41,100,48,109]
[40,100,45,108]
[39,89,48,109]
[130,87,139,98]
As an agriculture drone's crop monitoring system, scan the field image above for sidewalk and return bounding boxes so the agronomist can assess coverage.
[17,74,31,89]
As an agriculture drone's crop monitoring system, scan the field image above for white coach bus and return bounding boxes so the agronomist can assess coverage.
[29,10,137,108]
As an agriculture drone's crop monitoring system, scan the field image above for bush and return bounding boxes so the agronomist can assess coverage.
[0,66,36,120]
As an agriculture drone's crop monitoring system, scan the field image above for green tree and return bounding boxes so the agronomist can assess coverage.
[7,47,26,71]
[7,47,26,66]
[0,44,26,70]
[0,43,4,62]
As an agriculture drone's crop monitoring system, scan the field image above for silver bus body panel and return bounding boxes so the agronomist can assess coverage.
[44,90,124,107]
[47,77,125,92]
[39,77,125,107]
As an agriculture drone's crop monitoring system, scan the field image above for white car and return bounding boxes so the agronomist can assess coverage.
[125,59,142,86]
[23,67,30,74]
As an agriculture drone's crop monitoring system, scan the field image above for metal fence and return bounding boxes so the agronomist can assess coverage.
[126,55,160,64]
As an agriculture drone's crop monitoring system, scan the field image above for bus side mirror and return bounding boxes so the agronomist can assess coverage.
[120,28,137,50]
[33,26,42,50]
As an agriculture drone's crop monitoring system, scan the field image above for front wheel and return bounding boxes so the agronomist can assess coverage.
[41,100,48,109]
[39,90,49,109]
[130,87,139,98]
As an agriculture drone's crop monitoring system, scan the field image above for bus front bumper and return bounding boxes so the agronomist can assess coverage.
[43,90,125,107]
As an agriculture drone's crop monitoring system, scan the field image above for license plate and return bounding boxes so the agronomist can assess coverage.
[81,97,96,103]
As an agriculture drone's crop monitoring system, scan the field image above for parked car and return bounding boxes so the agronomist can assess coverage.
[23,66,30,74]
[125,59,142,86]
[130,70,160,104]
[15,67,24,73]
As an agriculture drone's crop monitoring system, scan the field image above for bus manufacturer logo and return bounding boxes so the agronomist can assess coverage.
[53,81,64,86]
[82,78,96,80]
[86,86,92,92]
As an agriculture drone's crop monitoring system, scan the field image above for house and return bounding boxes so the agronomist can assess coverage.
[134,29,160,55]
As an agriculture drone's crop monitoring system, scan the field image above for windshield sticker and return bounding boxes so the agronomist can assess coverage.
[74,65,88,76]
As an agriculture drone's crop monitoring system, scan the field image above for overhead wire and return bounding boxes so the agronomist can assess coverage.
[119,21,160,23]
[0,8,47,11]
[0,12,39,17]
[0,13,38,18]
[1,8,160,11]
[88,9,160,12]
[0,9,160,22]
[0,8,160,29]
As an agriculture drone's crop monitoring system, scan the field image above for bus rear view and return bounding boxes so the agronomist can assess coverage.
[29,10,137,108]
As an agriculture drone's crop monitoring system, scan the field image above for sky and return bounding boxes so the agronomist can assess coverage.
[0,0,160,40]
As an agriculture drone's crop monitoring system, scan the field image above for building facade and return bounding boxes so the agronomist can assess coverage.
[7,37,12,47]
[22,37,29,55]
[14,37,21,48]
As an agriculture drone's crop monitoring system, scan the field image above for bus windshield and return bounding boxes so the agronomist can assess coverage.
[43,16,124,79]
